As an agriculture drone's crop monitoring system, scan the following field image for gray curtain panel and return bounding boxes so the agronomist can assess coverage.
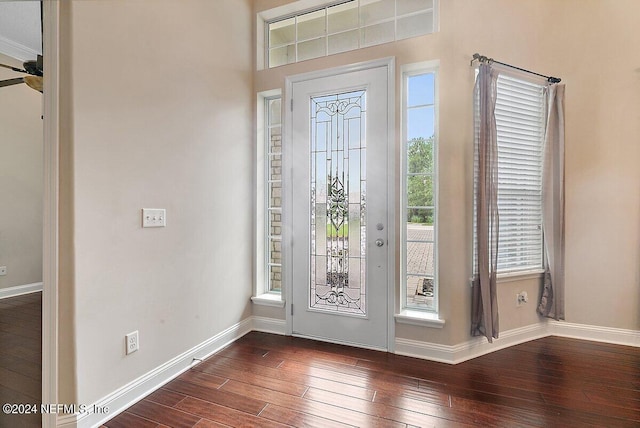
[538,84,566,320]
[471,63,500,342]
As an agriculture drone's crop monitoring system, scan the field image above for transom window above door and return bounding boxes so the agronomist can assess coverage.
[262,0,438,68]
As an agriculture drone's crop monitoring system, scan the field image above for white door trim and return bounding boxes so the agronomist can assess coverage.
[42,2,59,427]
[283,57,395,351]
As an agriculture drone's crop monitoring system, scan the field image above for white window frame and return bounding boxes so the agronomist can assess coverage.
[395,60,444,328]
[257,0,439,70]
[253,89,285,307]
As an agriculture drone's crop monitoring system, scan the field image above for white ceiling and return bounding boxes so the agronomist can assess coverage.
[0,1,42,62]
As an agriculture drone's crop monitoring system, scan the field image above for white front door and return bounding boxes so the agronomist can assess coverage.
[288,62,391,350]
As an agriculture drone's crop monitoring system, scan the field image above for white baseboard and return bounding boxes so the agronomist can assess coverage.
[396,320,640,365]
[395,322,550,364]
[549,320,640,348]
[252,316,286,335]
[54,315,640,427]
[0,282,43,300]
[59,317,254,428]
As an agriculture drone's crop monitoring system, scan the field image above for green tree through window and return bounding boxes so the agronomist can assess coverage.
[407,136,434,225]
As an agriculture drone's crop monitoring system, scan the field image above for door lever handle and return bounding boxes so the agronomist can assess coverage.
[375,239,384,247]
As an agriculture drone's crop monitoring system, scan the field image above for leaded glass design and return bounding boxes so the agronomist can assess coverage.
[310,90,367,315]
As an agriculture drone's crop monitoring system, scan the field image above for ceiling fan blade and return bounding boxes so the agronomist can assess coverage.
[0,77,25,88]
[0,63,28,74]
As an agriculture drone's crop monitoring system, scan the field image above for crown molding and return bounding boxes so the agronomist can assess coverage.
[0,34,39,62]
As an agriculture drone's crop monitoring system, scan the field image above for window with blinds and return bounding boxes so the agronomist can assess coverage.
[494,74,545,272]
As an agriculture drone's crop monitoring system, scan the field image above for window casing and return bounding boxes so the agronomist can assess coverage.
[266,0,437,68]
[253,91,285,307]
[401,63,438,312]
[474,72,545,274]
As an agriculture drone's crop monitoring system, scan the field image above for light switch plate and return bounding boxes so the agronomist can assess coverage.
[142,208,166,228]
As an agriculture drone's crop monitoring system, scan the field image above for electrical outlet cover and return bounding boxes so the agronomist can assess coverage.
[125,331,139,355]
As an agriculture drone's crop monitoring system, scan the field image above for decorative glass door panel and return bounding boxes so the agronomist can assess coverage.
[289,61,390,350]
[310,91,367,315]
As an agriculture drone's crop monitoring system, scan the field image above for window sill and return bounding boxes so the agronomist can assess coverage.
[395,310,445,328]
[251,293,285,308]
[469,269,545,286]
[497,269,545,283]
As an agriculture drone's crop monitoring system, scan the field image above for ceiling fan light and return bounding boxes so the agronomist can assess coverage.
[24,75,43,93]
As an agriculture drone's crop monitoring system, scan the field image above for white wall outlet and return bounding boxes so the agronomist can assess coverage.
[0,266,6,276]
[142,208,166,228]
[516,291,529,307]
[125,331,139,355]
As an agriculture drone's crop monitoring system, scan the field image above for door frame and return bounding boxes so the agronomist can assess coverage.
[42,2,60,427]
[283,57,396,351]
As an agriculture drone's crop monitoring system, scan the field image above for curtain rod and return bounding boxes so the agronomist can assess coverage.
[471,53,561,84]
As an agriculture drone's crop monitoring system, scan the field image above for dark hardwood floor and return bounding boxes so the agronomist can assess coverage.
[103,331,640,427]
[0,292,42,428]
[1,296,637,427]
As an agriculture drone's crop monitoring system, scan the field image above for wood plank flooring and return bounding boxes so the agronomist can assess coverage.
[2,294,637,427]
[103,331,640,427]
[0,292,42,428]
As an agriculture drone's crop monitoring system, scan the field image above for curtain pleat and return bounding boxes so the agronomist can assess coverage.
[538,84,566,320]
[471,64,500,342]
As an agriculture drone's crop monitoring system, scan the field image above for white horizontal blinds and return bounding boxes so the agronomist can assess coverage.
[472,72,480,275]
[494,74,545,272]
[268,0,436,68]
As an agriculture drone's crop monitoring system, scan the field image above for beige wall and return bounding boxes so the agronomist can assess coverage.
[56,0,640,408]
[553,1,640,330]
[58,0,253,405]
[0,52,42,291]
[254,0,640,344]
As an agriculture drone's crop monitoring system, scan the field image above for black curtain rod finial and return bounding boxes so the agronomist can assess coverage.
[471,53,493,66]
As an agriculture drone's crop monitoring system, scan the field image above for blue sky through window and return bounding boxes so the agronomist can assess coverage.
[407,73,435,140]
